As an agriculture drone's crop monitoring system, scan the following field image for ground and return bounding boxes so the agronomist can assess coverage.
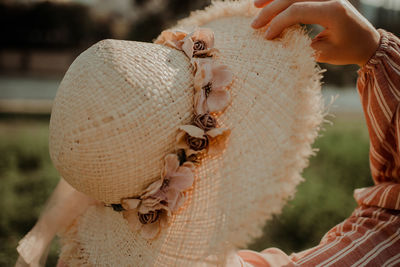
[0,112,372,266]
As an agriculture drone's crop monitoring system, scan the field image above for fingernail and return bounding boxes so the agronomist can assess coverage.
[265,28,272,39]
[251,19,258,28]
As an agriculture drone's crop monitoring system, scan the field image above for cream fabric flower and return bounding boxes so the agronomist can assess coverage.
[193,59,233,114]
[176,125,231,157]
[122,154,195,239]
[154,30,187,50]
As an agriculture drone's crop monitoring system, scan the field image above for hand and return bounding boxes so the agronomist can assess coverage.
[251,0,380,66]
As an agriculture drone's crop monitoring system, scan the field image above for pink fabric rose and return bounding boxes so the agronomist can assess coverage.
[176,125,231,157]
[122,154,195,239]
[181,28,215,58]
[193,59,233,114]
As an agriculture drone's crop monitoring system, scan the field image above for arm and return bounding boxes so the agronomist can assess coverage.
[251,0,400,203]
[232,1,400,266]
[16,178,98,267]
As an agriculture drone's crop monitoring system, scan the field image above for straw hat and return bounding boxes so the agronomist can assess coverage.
[48,0,323,266]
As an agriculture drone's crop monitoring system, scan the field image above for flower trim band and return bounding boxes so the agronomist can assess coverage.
[108,28,233,240]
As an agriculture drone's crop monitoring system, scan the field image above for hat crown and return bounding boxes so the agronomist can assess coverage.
[49,40,194,203]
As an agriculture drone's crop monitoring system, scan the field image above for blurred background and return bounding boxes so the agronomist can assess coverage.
[0,0,399,266]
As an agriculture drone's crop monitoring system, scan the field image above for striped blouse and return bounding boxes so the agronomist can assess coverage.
[234,29,400,266]
[354,29,400,210]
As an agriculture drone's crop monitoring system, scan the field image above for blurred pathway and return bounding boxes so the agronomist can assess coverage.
[323,86,363,114]
[0,76,58,114]
[0,76,362,115]
[0,76,59,100]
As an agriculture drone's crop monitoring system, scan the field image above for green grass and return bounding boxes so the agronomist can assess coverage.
[249,114,373,253]
[0,114,372,265]
[0,119,59,267]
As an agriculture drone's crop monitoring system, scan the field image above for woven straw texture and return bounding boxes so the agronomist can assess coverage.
[53,1,324,266]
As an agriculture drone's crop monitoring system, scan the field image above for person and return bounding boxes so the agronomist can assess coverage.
[15,1,326,266]
[234,0,400,266]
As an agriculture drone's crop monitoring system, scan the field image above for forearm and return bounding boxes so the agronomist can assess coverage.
[16,178,98,266]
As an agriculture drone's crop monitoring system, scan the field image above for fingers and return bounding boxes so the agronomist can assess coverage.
[264,1,331,39]
[254,0,274,8]
[251,0,331,29]
[252,0,294,28]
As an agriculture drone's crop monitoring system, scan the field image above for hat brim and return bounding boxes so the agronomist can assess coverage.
[59,1,324,266]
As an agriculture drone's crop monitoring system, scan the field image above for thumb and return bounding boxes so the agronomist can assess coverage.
[311,34,335,64]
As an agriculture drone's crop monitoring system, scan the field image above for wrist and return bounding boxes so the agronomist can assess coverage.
[357,28,381,67]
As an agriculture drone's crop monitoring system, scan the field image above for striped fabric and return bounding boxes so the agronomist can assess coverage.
[234,29,400,267]
[355,29,400,210]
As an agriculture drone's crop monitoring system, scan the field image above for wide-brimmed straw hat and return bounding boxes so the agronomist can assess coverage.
[20,1,324,266]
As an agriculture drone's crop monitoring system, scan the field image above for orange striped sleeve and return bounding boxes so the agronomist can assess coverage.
[234,206,400,266]
[355,29,400,210]
[357,29,400,185]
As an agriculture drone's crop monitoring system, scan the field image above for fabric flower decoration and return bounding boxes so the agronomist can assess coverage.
[193,113,217,131]
[176,124,230,157]
[154,30,187,50]
[181,28,215,58]
[121,154,195,239]
[192,59,233,114]
[119,28,232,240]
[142,154,195,214]
[155,28,216,58]
[122,204,169,240]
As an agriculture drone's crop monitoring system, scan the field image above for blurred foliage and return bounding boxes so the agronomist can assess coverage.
[369,6,400,36]
[250,115,373,253]
[128,0,211,42]
[2,0,398,87]
[0,118,59,267]
[129,13,165,43]
[319,63,359,87]
[0,1,112,49]
[0,114,372,265]
[0,0,212,50]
